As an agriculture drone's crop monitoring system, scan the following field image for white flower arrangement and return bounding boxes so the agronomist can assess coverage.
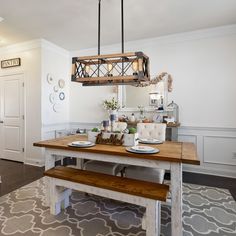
[103,97,120,111]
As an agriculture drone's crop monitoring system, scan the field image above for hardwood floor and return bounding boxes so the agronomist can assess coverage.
[0,159,44,197]
[0,159,235,201]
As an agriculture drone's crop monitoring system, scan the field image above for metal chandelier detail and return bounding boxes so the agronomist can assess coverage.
[71,0,150,86]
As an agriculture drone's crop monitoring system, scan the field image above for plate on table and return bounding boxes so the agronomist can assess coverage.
[126,146,159,154]
[139,138,163,144]
[68,141,95,148]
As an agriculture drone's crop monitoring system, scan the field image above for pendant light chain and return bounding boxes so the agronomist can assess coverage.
[98,0,101,56]
[121,0,124,54]
[98,0,124,55]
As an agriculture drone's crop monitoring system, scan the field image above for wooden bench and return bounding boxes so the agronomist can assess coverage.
[44,166,169,236]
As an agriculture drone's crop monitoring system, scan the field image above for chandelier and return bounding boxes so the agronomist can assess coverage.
[71,0,150,86]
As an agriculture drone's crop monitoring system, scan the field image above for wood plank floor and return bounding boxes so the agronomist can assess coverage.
[0,159,235,201]
[0,159,44,196]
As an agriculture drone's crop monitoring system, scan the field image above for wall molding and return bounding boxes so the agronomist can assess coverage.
[0,38,70,58]
[179,126,236,132]
[0,39,42,55]
[41,39,70,58]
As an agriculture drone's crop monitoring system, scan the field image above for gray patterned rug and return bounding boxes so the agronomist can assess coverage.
[0,177,235,236]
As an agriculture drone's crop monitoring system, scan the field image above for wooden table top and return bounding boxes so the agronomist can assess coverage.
[34,135,200,165]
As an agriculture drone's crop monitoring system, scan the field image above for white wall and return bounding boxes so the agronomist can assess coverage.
[0,40,43,165]
[41,40,70,129]
[70,25,236,128]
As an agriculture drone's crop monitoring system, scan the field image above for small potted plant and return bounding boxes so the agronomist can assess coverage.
[88,127,101,143]
[123,127,139,147]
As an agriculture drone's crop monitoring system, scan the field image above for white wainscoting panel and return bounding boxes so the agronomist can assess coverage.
[179,126,236,178]
[203,136,236,166]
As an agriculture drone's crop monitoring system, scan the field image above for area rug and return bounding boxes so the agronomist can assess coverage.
[0,177,235,236]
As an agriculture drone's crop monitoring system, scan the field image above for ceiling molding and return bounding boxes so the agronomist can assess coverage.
[0,39,42,55]
[0,38,70,57]
[71,24,236,56]
[41,39,70,58]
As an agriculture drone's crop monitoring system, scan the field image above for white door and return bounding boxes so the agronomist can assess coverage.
[0,73,24,162]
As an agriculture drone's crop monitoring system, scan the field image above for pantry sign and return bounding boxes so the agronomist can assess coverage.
[1,58,21,69]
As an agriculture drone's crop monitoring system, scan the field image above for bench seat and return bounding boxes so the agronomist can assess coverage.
[44,166,169,201]
[44,166,169,236]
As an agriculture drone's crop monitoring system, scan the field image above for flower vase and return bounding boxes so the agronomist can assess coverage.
[109,110,118,121]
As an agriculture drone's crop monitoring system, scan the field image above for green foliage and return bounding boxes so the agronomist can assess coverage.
[91,127,99,132]
[128,127,137,134]
[103,97,120,111]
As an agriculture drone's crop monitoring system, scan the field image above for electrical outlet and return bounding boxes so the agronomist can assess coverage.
[232,152,236,159]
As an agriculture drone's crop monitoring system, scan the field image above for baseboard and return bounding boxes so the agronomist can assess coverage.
[24,158,44,167]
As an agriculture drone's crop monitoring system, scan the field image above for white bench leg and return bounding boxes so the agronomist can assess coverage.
[146,200,160,236]
[61,189,72,209]
[49,179,62,215]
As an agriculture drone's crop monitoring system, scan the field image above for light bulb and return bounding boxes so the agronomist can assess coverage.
[84,65,90,77]
[107,63,113,77]
[85,65,90,73]
[132,60,138,75]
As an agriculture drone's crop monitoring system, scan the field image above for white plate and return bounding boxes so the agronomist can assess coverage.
[49,93,56,104]
[131,145,155,152]
[58,79,65,88]
[71,141,93,146]
[54,85,59,92]
[53,104,62,113]
[68,143,95,148]
[47,73,54,84]
[139,138,163,144]
[126,147,159,154]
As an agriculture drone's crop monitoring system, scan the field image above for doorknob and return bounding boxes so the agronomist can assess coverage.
[0,121,4,123]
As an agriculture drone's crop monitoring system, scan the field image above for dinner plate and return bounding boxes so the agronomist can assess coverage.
[131,145,155,152]
[68,141,95,147]
[126,147,159,154]
[139,138,163,144]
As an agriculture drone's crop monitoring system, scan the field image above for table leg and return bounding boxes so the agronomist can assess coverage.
[171,162,183,236]
[45,149,56,206]
[146,200,160,236]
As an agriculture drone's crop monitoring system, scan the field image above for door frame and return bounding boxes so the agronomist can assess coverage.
[0,71,26,162]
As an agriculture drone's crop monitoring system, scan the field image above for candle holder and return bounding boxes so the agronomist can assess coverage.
[110,114,116,132]
[102,120,109,132]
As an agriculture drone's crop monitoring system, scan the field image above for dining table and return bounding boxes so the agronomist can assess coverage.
[34,134,200,236]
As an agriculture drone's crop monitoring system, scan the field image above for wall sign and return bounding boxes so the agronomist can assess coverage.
[1,58,21,69]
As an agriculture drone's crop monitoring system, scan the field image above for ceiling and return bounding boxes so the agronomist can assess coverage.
[0,0,236,51]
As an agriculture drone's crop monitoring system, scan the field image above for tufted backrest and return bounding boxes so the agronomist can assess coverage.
[137,123,166,141]
[108,122,128,132]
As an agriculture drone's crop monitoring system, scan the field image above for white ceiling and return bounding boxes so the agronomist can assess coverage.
[0,0,236,50]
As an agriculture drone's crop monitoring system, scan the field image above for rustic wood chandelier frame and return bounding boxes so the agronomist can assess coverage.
[71,0,150,86]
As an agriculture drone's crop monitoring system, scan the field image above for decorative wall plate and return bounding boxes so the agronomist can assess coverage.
[53,104,62,113]
[47,73,54,84]
[58,79,65,88]
[53,85,59,92]
[59,92,65,100]
[49,93,56,104]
